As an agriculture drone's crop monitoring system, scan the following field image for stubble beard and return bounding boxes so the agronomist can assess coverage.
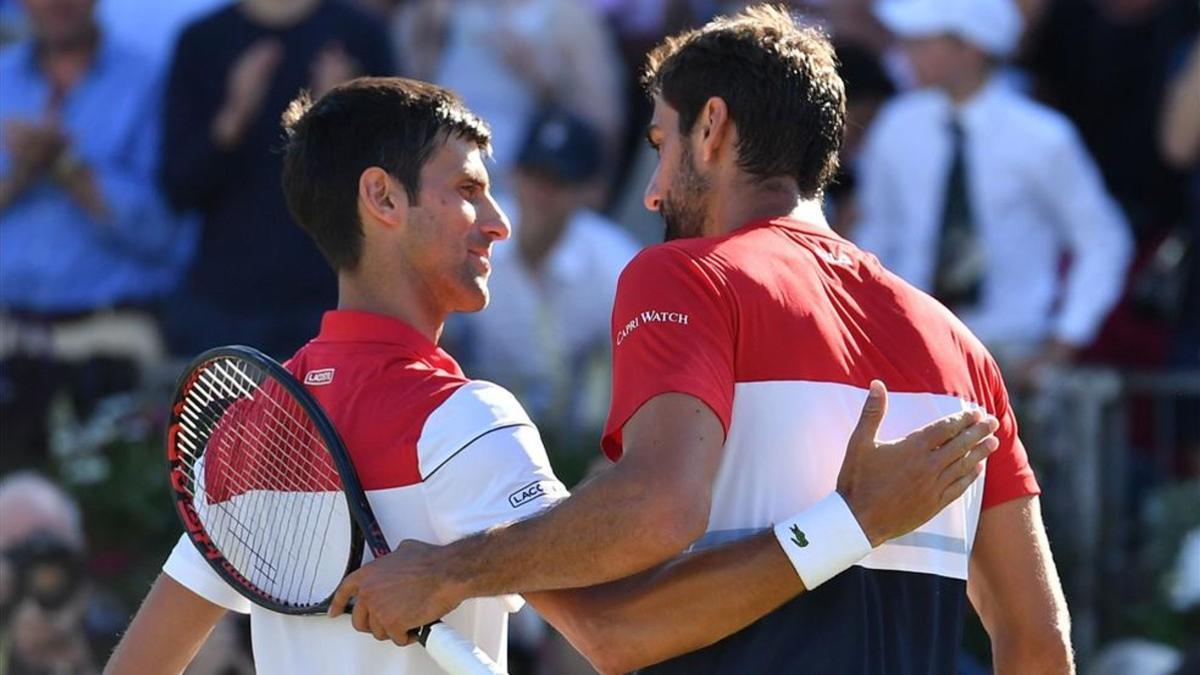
[660,144,711,242]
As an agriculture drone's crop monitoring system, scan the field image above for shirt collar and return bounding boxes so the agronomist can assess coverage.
[313,310,463,375]
[944,76,1004,130]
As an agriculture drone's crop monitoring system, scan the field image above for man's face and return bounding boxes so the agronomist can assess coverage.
[903,35,975,90]
[21,0,95,49]
[512,168,576,242]
[403,136,510,314]
[644,97,712,242]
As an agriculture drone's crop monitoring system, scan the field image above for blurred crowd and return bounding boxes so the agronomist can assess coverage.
[0,0,1196,673]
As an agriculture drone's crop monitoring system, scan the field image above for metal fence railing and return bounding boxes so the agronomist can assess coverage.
[1023,368,1200,667]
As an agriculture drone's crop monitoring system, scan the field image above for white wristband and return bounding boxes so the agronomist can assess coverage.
[773,492,873,590]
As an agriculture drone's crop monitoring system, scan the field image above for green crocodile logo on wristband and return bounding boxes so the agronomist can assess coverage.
[789,524,809,548]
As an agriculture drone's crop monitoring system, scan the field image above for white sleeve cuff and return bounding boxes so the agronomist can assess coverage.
[162,534,253,614]
[773,492,873,590]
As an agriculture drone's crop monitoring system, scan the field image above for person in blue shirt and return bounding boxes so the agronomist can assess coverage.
[0,0,188,470]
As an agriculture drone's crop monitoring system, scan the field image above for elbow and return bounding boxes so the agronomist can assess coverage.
[550,600,641,675]
[573,627,647,675]
[641,482,710,559]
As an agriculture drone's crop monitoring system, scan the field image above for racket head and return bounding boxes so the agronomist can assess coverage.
[166,345,371,615]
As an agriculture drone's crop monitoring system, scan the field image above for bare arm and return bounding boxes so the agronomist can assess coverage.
[968,496,1074,675]
[526,531,801,674]
[104,574,227,675]
[1160,39,1200,168]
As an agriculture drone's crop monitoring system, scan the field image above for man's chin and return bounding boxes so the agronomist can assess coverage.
[454,285,489,314]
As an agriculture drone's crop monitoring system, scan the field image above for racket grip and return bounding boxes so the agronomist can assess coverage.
[419,620,507,675]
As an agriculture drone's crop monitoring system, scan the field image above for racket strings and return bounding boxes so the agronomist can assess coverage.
[174,357,350,607]
[199,360,341,602]
[183,365,337,603]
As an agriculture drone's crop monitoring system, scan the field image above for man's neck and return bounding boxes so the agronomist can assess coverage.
[240,0,322,28]
[336,270,445,344]
[714,177,829,235]
[944,68,991,106]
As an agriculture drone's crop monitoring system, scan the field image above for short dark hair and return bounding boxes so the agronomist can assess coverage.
[642,4,845,199]
[281,77,491,271]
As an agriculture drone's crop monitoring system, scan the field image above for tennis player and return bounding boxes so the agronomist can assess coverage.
[103,76,993,675]
[334,6,1074,674]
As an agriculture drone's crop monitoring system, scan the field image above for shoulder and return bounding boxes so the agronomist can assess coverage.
[871,90,942,136]
[100,39,157,85]
[619,241,725,288]
[0,40,30,74]
[177,3,238,41]
[989,88,1079,148]
[416,380,535,479]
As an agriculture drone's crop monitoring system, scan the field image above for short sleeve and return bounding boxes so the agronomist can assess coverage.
[601,245,736,460]
[981,362,1041,509]
[162,534,252,614]
[419,385,569,613]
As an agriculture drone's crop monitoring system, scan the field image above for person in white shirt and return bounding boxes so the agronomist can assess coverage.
[462,107,639,437]
[854,0,1133,386]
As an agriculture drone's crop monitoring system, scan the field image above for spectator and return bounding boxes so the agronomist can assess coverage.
[431,0,625,196]
[0,473,92,675]
[0,0,185,469]
[854,0,1133,387]
[459,107,638,444]
[161,0,392,358]
[1021,0,1199,241]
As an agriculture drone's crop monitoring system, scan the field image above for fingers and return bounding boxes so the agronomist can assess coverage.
[908,408,985,451]
[351,596,370,634]
[369,614,389,642]
[939,456,986,505]
[929,416,999,471]
[848,380,888,449]
[328,573,359,617]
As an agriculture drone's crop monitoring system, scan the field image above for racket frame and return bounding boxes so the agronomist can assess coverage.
[166,345,380,615]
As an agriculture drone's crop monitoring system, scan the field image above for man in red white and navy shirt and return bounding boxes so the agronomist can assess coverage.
[335,7,1072,675]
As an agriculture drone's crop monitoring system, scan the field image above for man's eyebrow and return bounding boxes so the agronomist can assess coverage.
[460,169,489,186]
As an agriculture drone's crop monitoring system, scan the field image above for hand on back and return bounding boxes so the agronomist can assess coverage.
[838,380,998,547]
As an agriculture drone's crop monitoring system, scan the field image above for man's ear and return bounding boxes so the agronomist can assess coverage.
[358,167,409,230]
[695,96,732,165]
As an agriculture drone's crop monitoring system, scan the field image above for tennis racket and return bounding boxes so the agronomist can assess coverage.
[166,345,506,675]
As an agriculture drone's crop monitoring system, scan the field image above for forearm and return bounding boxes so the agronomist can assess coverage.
[105,574,226,675]
[991,633,1074,675]
[532,531,803,674]
[447,459,705,599]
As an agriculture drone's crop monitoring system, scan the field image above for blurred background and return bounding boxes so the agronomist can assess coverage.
[0,0,1196,673]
